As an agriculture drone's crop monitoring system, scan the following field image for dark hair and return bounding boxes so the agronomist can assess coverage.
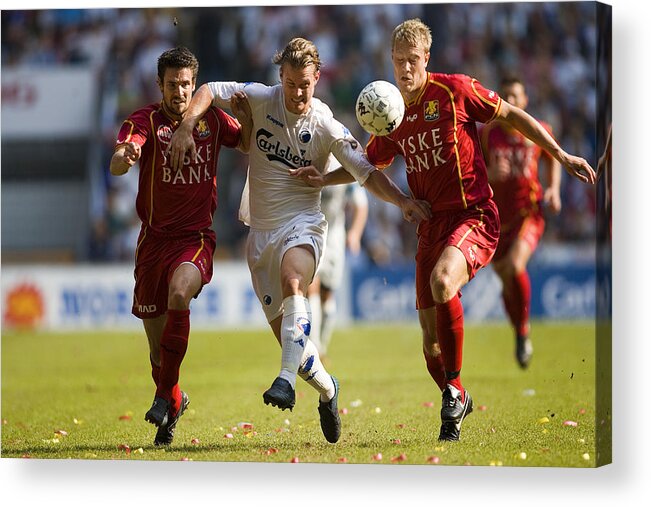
[500,74,524,89]
[157,46,199,83]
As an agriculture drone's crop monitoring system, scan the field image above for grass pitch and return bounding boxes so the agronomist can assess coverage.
[1,321,600,467]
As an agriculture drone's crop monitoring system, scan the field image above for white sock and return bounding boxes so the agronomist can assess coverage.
[308,293,323,354]
[320,296,337,355]
[278,295,310,389]
[298,338,336,402]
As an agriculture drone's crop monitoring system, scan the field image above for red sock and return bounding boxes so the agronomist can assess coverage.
[423,351,447,391]
[435,295,465,399]
[156,309,190,413]
[502,271,531,336]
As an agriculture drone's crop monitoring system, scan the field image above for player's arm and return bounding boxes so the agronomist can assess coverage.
[110,142,141,176]
[289,165,356,187]
[542,152,562,214]
[230,90,252,154]
[167,84,214,171]
[331,139,431,224]
[496,101,595,184]
[346,186,369,255]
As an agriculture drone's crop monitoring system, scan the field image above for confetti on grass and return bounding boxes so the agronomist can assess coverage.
[391,453,407,462]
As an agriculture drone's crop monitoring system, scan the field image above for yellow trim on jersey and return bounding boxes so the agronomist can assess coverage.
[116,120,136,146]
[148,110,157,226]
[455,206,485,248]
[191,232,205,262]
[430,78,468,209]
[470,78,502,122]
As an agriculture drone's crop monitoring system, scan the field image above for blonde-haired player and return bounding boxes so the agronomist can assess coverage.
[168,37,430,443]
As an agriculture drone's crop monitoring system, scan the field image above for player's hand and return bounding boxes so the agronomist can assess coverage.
[400,198,431,224]
[230,91,252,125]
[289,165,325,187]
[543,186,561,214]
[167,124,197,171]
[561,153,596,184]
[123,142,141,165]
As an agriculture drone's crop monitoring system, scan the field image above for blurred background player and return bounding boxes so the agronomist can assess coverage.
[480,76,562,369]
[308,178,369,361]
[110,46,251,446]
[167,37,430,444]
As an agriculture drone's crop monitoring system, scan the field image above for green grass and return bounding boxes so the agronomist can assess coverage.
[1,322,600,467]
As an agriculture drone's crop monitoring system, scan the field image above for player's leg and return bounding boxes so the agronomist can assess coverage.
[494,238,534,368]
[145,262,201,427]
[418,307,447,391]
[142,315,166,386]
[319,284,336,358]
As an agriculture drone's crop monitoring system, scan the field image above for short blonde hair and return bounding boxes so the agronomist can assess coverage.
[392,18,432,52]
[272,37,321,72]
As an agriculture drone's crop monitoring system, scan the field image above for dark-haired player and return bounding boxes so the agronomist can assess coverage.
[110,46,251,446]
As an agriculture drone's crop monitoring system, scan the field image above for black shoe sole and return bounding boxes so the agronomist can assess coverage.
[318,375,341,443]
[438,391,473,442]
[263,378,295,411]
[145,397,169,427]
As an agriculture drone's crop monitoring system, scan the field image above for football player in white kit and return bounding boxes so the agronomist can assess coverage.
[308,181,368,361]
[167,37,430,443]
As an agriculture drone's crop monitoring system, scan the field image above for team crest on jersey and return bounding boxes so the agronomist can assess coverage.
[157,125,173,143]
[299,130,312,143]
[424,100,440,121]
[196,119,211,138]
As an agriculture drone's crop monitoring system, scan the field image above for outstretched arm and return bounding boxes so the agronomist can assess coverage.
[110,142,141,176]
[167,84,215,171]
[496,101,596,184]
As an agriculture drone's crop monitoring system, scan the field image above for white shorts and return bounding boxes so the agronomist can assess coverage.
[246,211,327,322]
[319,221,346,290]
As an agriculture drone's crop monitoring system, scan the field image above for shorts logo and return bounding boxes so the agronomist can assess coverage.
[424,100,440,121]
[196,119,211,138]
[283,234,299,246]
[138,304,157,313]
[157,125,173,143]
[263,295,272,305]
[467,244,477,263]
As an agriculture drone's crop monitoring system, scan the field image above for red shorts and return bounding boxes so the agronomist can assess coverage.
[132,227,216,319]
[415,200,500,310]
[493,208,545,262]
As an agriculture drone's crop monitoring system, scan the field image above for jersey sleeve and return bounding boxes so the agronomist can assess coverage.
[207,81,269,111]
[365,133,399,169]
[324,118,375,185]
[457,75,502,124]
[116,108,150,148]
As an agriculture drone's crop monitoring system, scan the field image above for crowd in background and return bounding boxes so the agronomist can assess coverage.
[2,3,599,265]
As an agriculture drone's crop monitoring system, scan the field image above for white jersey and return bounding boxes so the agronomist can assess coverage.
[208,81,374,229]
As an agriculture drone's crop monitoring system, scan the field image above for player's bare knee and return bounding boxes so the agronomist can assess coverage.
[430,272,455,303]
[168,289,190,310]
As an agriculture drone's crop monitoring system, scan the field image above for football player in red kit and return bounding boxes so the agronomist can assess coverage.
[110,47,251,446]
[480,76,561,369]
[293,18,595,441]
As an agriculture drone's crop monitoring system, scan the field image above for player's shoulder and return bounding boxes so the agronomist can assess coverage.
[128,102,160,121]
[310,96,335,121]
[429,72,473,87]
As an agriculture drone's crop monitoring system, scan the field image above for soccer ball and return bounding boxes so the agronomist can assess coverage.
[355,80,405,136]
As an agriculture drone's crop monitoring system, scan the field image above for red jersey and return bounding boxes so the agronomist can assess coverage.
[366,73,501,212]
[480,121,554,221]
[115,103,241,235]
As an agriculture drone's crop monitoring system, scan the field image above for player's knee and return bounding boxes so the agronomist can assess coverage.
[430,272,455,303]
[168,288,190,310]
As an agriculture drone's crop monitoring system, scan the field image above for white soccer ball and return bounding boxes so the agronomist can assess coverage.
[355,80,405,137]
